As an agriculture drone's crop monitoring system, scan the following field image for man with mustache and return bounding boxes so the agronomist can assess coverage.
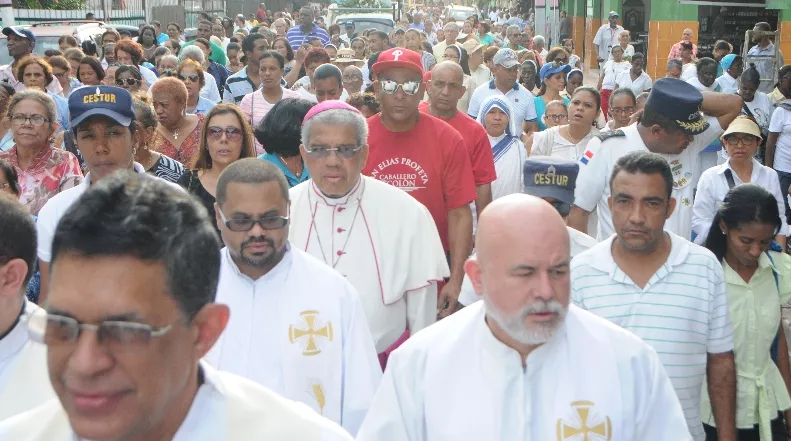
[571,151,737,441]
[205,158,381,436]
[356,193,691,441]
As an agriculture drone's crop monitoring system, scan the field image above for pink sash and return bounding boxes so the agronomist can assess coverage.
[378,329,410,370]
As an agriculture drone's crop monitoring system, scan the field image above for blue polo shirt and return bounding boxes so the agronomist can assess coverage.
[467,80,538,125]
[258,153,311,187]
[286,24,330,50]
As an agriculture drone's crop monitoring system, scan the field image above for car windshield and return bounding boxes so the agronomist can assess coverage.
[448,9,475,21]
[335,18,393,34]
[0,36,61,65]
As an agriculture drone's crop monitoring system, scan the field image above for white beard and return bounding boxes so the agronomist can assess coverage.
[483,295,567,346]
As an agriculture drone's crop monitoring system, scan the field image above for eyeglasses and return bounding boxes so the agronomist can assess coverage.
[610,106,635,115]
[160,69,177,77]
[550,58,567,66]
[179,74,200,82]
[379,79,420,96]
[10,114,50,127]
[303,143,364,158]
[544,114,568,122]
[218,208,289,232]
[116,78,140,86]
[724,134,759,147]
[206,126,243,141]
[27,309,177,352]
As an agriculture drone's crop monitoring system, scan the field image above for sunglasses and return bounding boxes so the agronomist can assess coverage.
[116,78,140,86]
[303,144,363,159]
[379,79,420,96]
[179,74,200,82]
[160,69,177,77]
[207,126,243,141]
[218,209,289,232]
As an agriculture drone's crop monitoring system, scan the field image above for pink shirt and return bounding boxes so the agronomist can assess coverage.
[667,41,698,60]
[240,87,302,155]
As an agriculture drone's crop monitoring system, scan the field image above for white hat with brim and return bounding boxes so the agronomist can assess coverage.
[720,116,763,141]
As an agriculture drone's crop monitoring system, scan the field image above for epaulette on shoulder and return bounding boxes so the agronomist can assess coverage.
[595,129,625,142]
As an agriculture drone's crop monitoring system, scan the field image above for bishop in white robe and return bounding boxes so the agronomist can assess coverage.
[205,246,382,436]
[289,177,449,355]
[0,362,354,441]
[356,302,691,441]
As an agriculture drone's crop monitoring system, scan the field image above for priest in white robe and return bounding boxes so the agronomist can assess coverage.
[288,100,450,362]
[0,174,353,441]
[205,158,382,436]
[357,194,691,441]
[0,197,55,421]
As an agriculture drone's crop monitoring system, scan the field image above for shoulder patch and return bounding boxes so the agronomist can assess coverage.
[595,129,626,142]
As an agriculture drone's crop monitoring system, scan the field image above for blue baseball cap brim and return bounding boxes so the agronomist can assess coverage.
[71,108,133,128]
[539,63,572,83]
[2,27,35,43]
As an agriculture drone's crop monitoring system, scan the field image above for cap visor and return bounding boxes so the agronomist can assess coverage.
[498,60,519,68]
[524,186,574,205]
[2,28,24,38]
[372,60,423,76]
[674,115,709,135]
[71,109,133,129]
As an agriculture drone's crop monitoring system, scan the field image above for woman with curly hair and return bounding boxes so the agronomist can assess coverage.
[255,97,314,187]
[14,57,70,131]
[285,46,330,90]
[346,92,380,118]
[114,39,158,88]
[150,77,204,166]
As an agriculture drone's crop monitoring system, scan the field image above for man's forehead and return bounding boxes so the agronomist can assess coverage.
[379,68,421,81]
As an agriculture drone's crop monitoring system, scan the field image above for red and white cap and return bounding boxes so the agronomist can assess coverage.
[372,48,424,76]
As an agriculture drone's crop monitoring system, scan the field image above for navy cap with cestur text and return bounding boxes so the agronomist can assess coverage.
[69,85,136,128]
[523,156,578,205]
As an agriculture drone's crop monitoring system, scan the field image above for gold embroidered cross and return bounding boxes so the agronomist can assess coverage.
[289,310,334,356]
[556,400,612,441]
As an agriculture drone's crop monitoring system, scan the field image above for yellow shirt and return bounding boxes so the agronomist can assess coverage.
[701,251,791,438]
[768,87,787,106]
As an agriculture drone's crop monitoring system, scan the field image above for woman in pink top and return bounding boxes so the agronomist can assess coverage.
[239,50,300,155]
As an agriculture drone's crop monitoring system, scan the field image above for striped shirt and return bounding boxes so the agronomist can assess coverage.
[222,66,258,104]
[570,232,733,441]
[285,24,330,50]
[466,80,537,123]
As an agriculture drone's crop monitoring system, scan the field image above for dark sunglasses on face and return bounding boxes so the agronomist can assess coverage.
[207,126,243,141]
[160,69,177,77]
[379,79,420,95]
[179,74,200,82]
[303,144,364,159]
[116,78,140,86]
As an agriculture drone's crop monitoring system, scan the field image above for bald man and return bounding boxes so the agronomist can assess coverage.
[357,194,691,441]
[420,61,496,225]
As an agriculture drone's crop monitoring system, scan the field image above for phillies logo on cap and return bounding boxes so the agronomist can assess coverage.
[392,49,404,61]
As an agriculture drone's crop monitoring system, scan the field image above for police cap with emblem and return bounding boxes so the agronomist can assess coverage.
[523,156,578,205]
[645,77,709,135]
[69,85,136,128]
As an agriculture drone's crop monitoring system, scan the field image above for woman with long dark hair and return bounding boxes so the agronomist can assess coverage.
[702,183,791,441]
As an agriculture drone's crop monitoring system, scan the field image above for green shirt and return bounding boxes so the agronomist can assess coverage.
[700,251,791,434]
[183,40,227,66]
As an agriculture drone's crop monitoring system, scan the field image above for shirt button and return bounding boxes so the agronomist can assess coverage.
[337,227,345,233]
[336,250,344,256]
[337,207,345,212]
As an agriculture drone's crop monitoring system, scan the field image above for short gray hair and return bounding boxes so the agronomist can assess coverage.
[532,35,545,46]
[666,58,683,70]
[506,25,520,35]
[301,109,368,148]
[443,22,459,32]
[7,89,57,128]
[179,45,205,64]
[160,54,179,67]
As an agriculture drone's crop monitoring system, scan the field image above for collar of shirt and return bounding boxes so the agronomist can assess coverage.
[310,176,363,206]
[722,252,777,288]
[0,300,37,364]
[259,152,310,186]
[488,79,519,91]
[717,157,762,182]
[588,231,692,280]
[221,243,293,284]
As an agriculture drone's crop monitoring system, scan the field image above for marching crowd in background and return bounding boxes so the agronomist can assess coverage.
[4,2,791,440]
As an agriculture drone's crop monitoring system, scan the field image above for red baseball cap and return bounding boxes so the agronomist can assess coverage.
[373,48,424,76]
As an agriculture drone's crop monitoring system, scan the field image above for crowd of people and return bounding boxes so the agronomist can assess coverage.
[3,2,791,440]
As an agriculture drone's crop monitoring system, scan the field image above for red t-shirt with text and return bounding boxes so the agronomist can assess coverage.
[363,113,477,250]
[419,102,497,186]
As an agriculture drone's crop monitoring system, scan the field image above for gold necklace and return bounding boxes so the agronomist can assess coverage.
[169,117,188,140]
[279,155,303,178]
[564,126,585,144]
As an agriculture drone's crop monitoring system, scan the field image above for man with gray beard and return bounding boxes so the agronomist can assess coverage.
[357,193,691,441]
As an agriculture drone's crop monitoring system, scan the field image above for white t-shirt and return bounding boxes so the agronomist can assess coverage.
[714,73,739,94]
[769,106,791,173]
[742,91,773,136]
[608,44,634,60]
[614,70,653,95]
[601,60,631,90]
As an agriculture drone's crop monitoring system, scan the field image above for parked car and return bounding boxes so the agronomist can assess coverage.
[442,5,479,26]
[105,24,140,40]
[0,21,107,65]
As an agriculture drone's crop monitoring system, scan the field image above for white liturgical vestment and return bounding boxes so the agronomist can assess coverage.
[0,300,55,421]
[356,302,692,441]
[289,177,450,353]
[205,246,382,436]
[0,362,354,441]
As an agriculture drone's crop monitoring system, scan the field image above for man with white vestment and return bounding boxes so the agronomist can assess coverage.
[0,174,352,441]
[356,194,691,441]
[288,100,449,364]
[204,158,382,436]
[0,197,54,421]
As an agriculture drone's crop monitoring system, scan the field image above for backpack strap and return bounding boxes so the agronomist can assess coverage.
[767,252,782,362]
[723,168,737,189]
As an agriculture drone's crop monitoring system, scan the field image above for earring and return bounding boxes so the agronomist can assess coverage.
[144,143,149,151]
[132,147,137,155]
